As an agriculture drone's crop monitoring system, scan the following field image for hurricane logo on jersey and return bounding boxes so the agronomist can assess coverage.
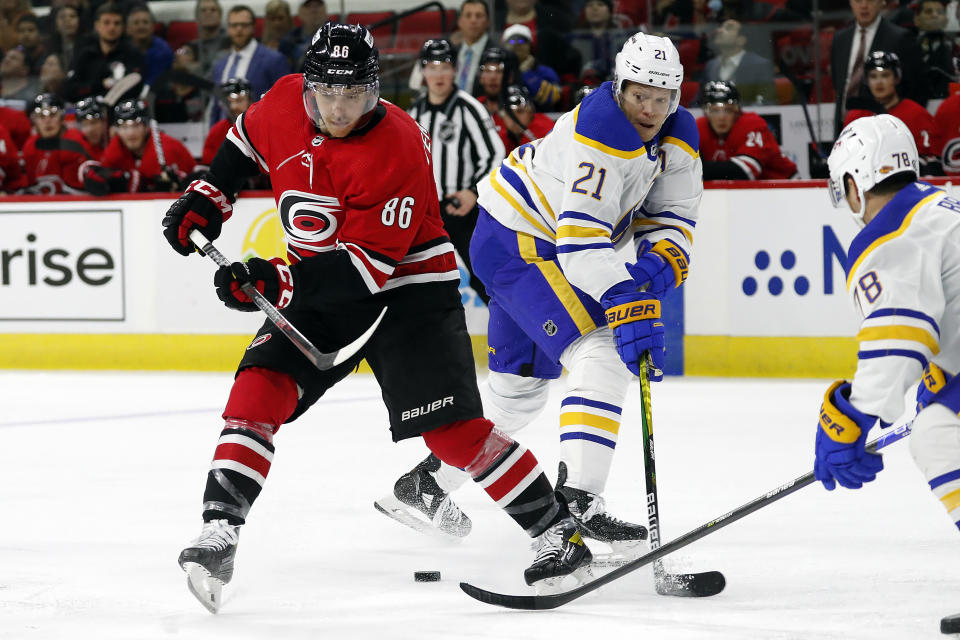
[943,137,960,175]
[278,190,341,249]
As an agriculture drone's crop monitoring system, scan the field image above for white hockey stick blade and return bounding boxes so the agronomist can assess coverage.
[103,72,142,106]
[182,562,225,614]
[373,495,465,544]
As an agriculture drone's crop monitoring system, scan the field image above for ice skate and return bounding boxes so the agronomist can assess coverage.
[177,519,240,613]
[942,612,960,635]
[524,509,593,589]
[374,454,471,541]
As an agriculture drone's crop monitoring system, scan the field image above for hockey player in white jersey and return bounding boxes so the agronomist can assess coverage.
[815,114,960,632]
[379,32,702,568]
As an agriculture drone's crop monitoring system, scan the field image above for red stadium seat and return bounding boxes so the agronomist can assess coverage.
[166,20,198,51]
[391,9,453,54]
[346,11,395,48]
[676,38,702,76]
[679,79,699,107]
[254,17,265,39]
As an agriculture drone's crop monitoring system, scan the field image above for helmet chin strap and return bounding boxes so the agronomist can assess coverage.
[851,181,868,228]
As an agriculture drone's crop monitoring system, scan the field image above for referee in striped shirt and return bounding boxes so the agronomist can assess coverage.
[409,39,505,304]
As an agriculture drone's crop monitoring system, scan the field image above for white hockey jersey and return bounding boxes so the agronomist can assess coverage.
[475,81,703,302]
[846,182,960,423]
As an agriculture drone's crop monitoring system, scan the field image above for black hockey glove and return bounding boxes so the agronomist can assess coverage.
[214,257,294,312]
[161,176,234,256]
[82,163,130,196]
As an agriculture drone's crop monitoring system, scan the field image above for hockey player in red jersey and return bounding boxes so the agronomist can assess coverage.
[21,93,91,194]
[495,84,555,153]
[74,96,109,161]
[161,23,592,614]
[697,80,798,180]
[83,99,197,194]
[0,122,25,193]
[0,104,32,148]
[201,77,252,166]
[843,51,943,175]
[937,92,960,175]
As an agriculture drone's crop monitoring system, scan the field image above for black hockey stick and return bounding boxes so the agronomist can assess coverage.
[459,422,912,610]
[188,229,386,371]
[638,357,725,598]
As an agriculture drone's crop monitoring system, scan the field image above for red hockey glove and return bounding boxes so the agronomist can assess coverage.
[161,177,233,256]
[82,163,130,196]
[214,258,294,312]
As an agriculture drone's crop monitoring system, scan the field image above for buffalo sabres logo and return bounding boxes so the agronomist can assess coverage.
[542,319,558,336]
[438,120,457,144]
[278,190,341,249]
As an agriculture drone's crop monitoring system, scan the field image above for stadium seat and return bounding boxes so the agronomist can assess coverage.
[346,11,395,48]
[391,9,454,53]
[166,21,198,51]
[676,38,703,76]
[679,79,699,107]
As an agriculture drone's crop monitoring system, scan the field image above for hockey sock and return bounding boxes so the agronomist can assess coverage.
[424,418,561,537]
[910,403,960,530]
[201,367,298,525]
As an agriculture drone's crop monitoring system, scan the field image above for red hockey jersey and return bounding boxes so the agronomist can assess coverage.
[697,111,798,180]
[845,98,942,158]
[0,122,25,193]
[936,94,960,175]
[493,111,555,153]
[0,105,32,148]
[100,129,197,192]
[226,74,458,294]
[202,118,231,166]
[22,128,91,194]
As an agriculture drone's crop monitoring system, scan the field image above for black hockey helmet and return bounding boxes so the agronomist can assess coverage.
[864,50,902,80]
[75,95,107,120]
[504,84,533,112]
[302,22,379,86]
[220,77,252,98]
[418,38,456,66]
[29,92,64,116]
[113,99,149,125]
[479,46,518,78]
[701,80,740,106]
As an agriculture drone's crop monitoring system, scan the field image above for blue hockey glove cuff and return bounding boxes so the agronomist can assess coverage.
[627,239,689,299]
[814,380,883,490]
[601,286,665,379]
[916,362,952,412]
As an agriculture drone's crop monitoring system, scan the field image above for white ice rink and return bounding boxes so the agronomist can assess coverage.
[1,370,957,640]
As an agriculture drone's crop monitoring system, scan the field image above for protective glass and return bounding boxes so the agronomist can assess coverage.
[704,103,737,116]
[302,79,379,130]
[621,84,676,116]
[421,60,454,76]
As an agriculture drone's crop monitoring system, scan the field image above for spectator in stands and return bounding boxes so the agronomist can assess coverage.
[453,0,491,96]
[201,77,250,166]
[914,0,959,98]
[47,5,80,72]
[63,3,144,103]
[502,24,562,110]
[697,80,798,180]
[568,0,630,85]
[830,0,927,137]
[74,95,109,160]
[476,46,519,116]
[1,48,37,102]
[38,54,66,95]
[154,42,211,122]
[0,102,30,147]
[279,0,327,71]
[21,92,90,194]
[495,83,555,152]
[210,4,290,123]
[261,0,296,63]
[0,0,30,53]
[126,4,173,86]
[189,0,230,78]
[16,14,44,73]
[699,19,776,105]
[83,99,197,194]
[498,0,581,84]
[0,121,25,192]
[656,0,717,35]
[843,51,943,174]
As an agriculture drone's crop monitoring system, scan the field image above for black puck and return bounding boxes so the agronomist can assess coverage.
[942,613,960,634]
[414,571,441,582]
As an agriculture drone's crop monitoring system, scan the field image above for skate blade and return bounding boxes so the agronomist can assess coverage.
[182,562,224,614]
[533,565,594,595]
[590,540,646,569]
[373,495,465,544]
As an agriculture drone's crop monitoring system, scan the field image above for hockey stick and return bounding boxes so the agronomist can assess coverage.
[103,71,142,107]
[460,422,912,610]
[188,229,386,371]
[638,357,726,598]
[138,82,172,186]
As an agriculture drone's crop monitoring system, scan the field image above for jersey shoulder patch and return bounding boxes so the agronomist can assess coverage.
[659,106,699,158]
[573,81,645,158]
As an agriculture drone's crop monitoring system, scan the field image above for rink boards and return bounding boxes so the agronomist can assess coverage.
[1,178,957,377]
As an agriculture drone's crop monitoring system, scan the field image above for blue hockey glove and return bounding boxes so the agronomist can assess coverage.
[601,284,665,379]
[916,362,952,412]
[814,380,883,490]
[626,239,689,299]
[214,257,294,312]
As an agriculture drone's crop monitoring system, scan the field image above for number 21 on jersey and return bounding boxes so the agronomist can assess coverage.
[571,162,607,200]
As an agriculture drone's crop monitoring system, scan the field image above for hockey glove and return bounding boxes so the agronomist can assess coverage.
[601,283,665,380]
[626,239,689,300]
[814,380,883,490]
[916,362,952,412]
[82,163,130,196]
[214,257,294,312]
[161,177,233,256]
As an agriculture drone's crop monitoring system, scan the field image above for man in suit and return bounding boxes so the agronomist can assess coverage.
[699,20,776,106]
[210,4,290,123]
[830,0,927,137]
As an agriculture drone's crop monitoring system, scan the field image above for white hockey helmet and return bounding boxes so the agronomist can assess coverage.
[827,114,918,226]
[613,32,684,116]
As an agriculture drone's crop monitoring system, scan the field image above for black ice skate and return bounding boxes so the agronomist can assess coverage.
[557,461,648,543]
[524,509,593,587]
[942,612,960,634]
[374,454,472,541]
[177,519,240,613]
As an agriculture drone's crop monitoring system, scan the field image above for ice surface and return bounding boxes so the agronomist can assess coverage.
[0,371,956,640]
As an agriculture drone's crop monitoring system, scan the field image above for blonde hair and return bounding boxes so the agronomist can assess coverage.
[264,0,291,17]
